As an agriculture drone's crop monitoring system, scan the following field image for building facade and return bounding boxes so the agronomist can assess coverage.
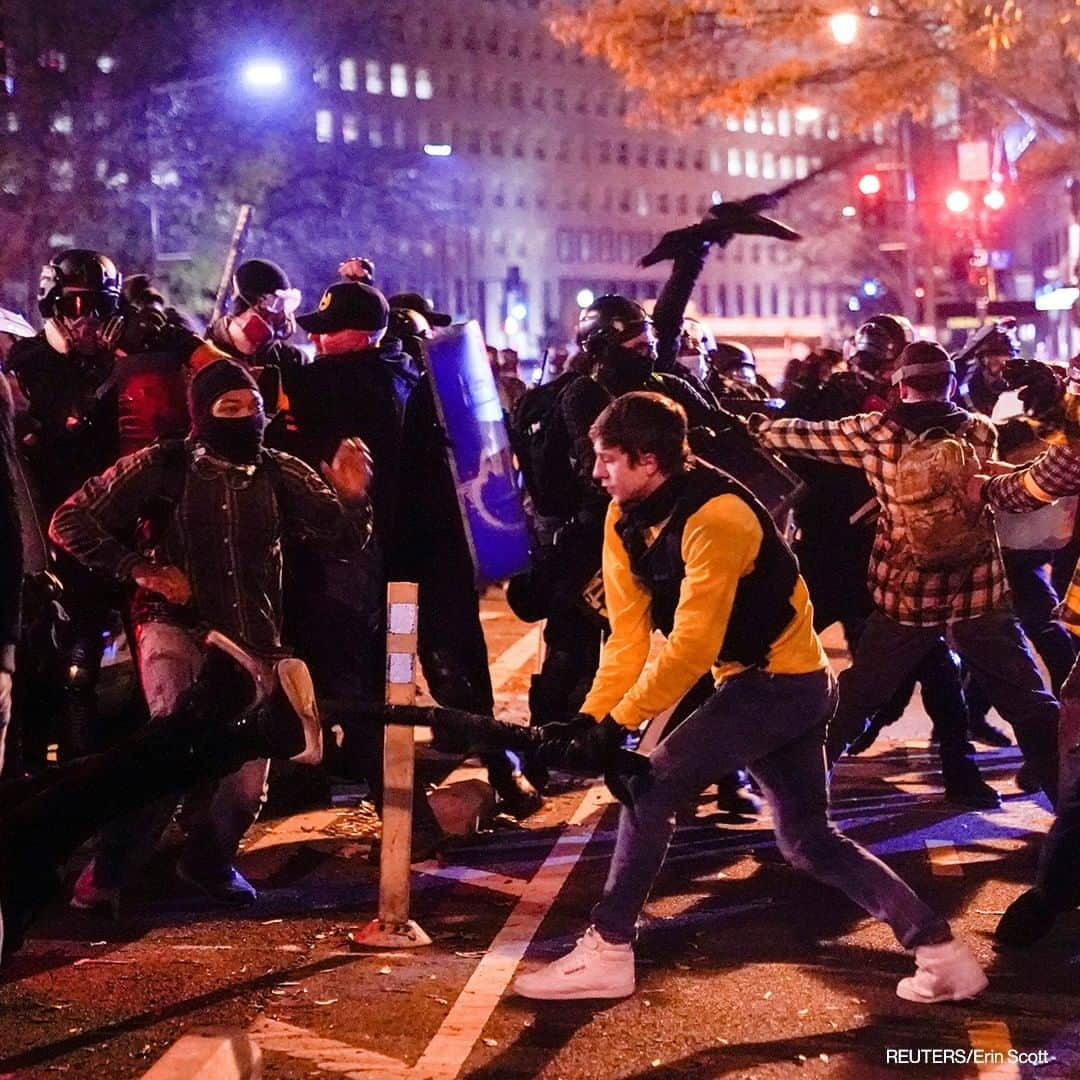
[307,0,869,360]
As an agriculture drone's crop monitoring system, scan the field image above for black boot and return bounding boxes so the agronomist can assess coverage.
[995,888,1058,947]
[969,713,1013,748]
[942,758,1001,809]
[714,771,761,817]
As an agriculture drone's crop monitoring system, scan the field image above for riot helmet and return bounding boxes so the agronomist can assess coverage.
[577,296,654,355]
[850,314,914,380]
[38,249,122,354]
[971,320,1020,364]
[709,340,757,383]
[215,258,300,357]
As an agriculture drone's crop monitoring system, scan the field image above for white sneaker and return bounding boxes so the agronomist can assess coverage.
[896,938,988,1003]
[513,927,635,1000]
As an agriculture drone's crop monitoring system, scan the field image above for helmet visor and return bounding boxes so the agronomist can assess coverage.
[54,291,118,320]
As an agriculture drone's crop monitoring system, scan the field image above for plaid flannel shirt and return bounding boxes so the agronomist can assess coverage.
[752,409,1005,626]
[986,441,1080,633]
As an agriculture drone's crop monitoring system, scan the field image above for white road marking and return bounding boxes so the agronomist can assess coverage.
[968,1020,1020,1080]
[488,624,543,692]
[410,784,612,1079]
[412,863,528,897]
[250,1016,408,1077]
[247,785,614,1079]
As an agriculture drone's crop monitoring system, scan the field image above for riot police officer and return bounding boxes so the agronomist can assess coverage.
[7,251,128,759]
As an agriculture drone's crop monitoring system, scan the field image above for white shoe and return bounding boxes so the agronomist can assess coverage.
[513,927,635,1000]
[274,657,323,765]
[896,938,988,1003]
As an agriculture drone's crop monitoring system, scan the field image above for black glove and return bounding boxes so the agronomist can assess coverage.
[536,712,596,766]
[564,715,628,774]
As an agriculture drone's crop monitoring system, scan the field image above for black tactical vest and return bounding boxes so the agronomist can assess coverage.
[614,462,798,667]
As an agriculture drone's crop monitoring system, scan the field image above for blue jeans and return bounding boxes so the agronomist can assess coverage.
[591,668,951,949]
[94,623,269,887]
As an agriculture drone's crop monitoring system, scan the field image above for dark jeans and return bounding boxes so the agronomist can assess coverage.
[1003,548,1078,693]
[1032,661,1080,911]
[829,608,1060,805]
[591,668,951,950]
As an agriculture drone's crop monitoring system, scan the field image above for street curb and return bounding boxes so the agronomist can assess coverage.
[140,1028,262,1080]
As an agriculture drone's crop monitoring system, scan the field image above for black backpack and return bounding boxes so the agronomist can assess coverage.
[509,370,581,519]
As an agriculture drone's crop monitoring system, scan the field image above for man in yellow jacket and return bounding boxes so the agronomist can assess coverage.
[513,391,986,1005]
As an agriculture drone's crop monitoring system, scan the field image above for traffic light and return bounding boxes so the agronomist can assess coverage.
[856,172,885,226]
[945,189,971,214]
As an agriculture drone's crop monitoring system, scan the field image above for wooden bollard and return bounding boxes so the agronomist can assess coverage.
[349,581,431,949]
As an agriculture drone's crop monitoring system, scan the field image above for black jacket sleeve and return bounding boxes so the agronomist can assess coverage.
[652,245,709,373]
[0,376,23,670]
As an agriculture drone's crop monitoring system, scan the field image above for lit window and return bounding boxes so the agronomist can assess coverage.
[762,151,776,179]
[760,109,775,135]
[415,68,433,99]
[49,159,75,192]
[777,108,791,137]
[745,149,759,177]
[313,62,331,88]
[725,115,740,132]
[50,113,73,135]
[827,114,841,140]
[795,154,809,178]
[872,121,886,144]
[743,110,758,134]
[315,110,334,143]
[393,118,406,147]
[365,61,383,94]
[368,117,383,147]
[779,154,794,179]
[340,58,358,91]
[6,113,18,133]
[727,147,742,176]
[390,63,408,97]
[637,191,649,216]
[710,148,722,173]
[342,113,359,143]
[96,55,115,74]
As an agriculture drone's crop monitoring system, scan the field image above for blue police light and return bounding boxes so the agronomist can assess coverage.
[424,143,453,157]
[240,59,287,93]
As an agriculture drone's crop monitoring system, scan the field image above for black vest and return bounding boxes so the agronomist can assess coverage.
[614,462,799,668]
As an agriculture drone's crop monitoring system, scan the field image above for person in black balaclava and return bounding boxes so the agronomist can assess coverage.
[49,358,373,913]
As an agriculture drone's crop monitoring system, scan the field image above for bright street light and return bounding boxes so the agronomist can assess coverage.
[240,58,287,93]
[795,106,822,124]
[841,204,857,218]
[983,188,1006,211]
[830,13,859,45]
[576,288,595,308]
[857,172,882,196]
[423,143,453,157]
[945,189,972,214]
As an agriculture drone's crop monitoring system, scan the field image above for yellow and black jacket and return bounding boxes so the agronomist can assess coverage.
[582,460,827,729]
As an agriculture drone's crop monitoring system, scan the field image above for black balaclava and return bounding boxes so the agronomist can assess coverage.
[188,359,266,464]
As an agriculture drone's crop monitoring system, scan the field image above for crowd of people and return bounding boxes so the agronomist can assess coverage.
[0,227,1077,1011]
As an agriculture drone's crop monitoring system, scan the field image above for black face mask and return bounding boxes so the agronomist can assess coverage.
[600,345,655,394]
[195,413,266,465]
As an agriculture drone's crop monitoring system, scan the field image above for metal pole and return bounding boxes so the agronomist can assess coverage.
[899,112,918,322]
[210,204,254,324]
[349,581,431,950]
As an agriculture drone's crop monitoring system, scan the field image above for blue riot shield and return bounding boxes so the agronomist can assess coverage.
[424,321,531,584]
